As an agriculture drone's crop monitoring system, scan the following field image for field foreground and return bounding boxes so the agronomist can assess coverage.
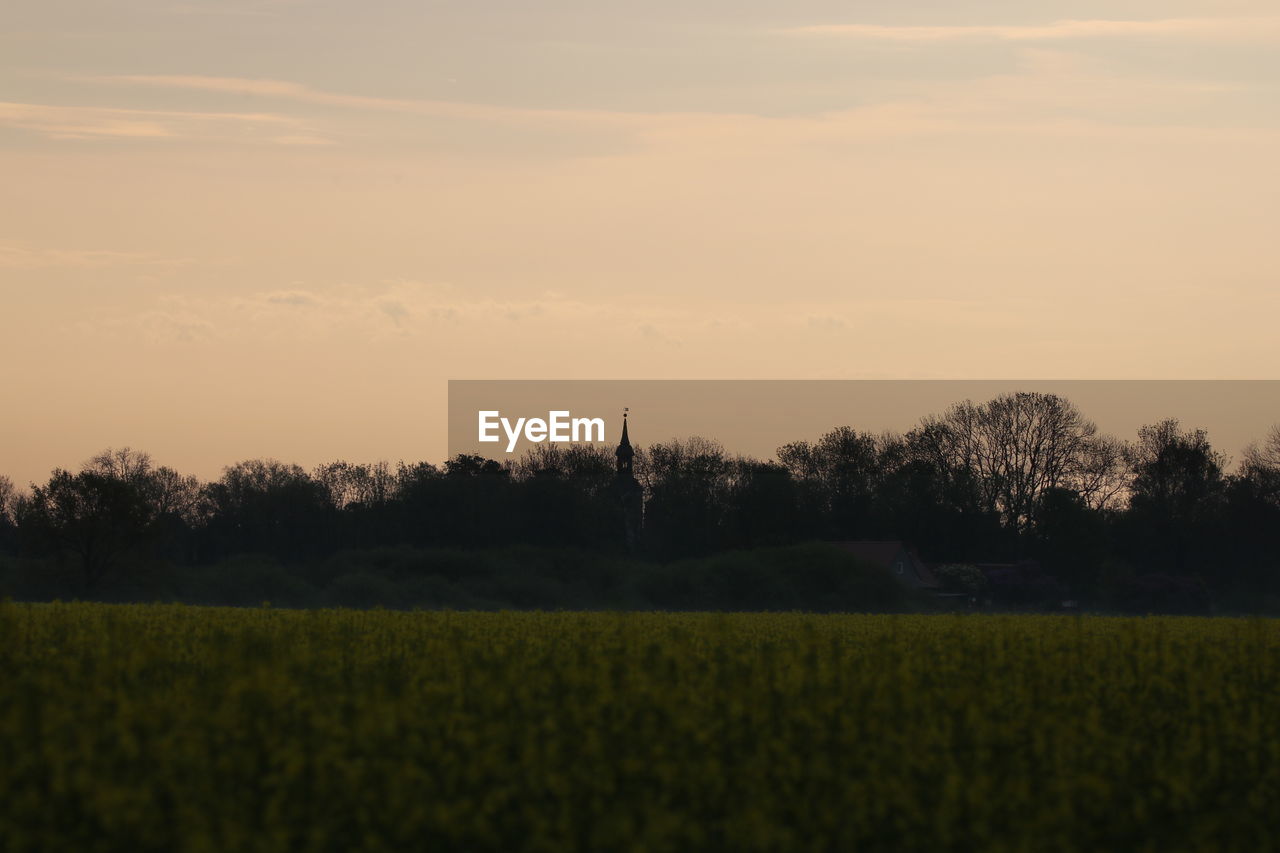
[2,604,1278,852]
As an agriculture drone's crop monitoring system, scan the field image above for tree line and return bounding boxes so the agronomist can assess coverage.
[2,392,1278,612]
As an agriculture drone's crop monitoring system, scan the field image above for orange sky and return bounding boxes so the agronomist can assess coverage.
[3,1,1279,487]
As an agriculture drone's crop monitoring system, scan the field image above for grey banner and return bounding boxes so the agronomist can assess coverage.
[448,380,1280,465]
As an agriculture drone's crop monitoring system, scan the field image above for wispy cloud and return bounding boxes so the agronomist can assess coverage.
[117,283,657,345]
[262,290,322,307]
[270,135,336,146]
[0,102,175,139]
[0,101,319,143]
[135,310,215,343]
[121,285,1026,350]
[88,75,652,125]
[0,242,193,270]
[782,16,1280,43]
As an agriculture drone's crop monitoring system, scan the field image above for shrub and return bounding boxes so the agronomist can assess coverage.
[324,572,399,609]
[180,555,318,607]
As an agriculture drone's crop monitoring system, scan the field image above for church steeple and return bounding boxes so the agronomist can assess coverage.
[612,407,642,548]
[615,408,635,475]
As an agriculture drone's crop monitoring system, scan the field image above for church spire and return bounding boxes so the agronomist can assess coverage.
[612,407,642,548]
[615,408,634,473]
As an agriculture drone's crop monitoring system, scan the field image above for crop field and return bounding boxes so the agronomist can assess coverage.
[1,604,1278,852]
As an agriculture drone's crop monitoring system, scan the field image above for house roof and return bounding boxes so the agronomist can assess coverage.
[830,540,940,588]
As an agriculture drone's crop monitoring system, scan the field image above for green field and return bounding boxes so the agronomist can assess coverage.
[2,604,1277,852]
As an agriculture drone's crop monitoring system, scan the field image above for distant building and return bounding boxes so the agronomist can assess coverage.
[970,561,1061,607]
[830,540,940,589]
[614,409,643,549]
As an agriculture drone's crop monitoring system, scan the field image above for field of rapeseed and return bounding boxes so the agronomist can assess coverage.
[1,603,1278,852]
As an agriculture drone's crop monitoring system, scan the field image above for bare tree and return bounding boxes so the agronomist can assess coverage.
[1069,433,1129,511]
[0,474,18,526]
[83,447,203,524]
[912,392,1112,531]
[512,444,570,480]
[1242,424,1280,474]
[393,460,441,497]
[314,461,396,510]
[146,466,205,525]
[777,426,882,488]
[636,436,728,496]
[1240,424,1280,509]
[636,436,731,555]
[512,444,614,495]
[85,447,154,484]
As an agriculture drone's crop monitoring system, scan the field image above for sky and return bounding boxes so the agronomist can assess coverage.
[2,0,1279,486]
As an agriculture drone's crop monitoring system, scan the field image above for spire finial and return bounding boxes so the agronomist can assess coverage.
[617,407,634,462]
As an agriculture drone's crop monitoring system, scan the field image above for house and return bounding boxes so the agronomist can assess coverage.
[830,540,940,589]
[970,561,1062,607]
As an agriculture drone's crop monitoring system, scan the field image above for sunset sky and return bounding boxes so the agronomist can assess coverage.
[3,0,1279,486]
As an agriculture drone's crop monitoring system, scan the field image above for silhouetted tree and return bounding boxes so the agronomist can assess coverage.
[201,460,331,560]
[20,470,159,591]
[1219,424,1280,605]
[427,454,516,546]
[1031,486,1110,599]
[1126,420,1226,521]
[900,421,1006,560]
[84,447,204,526]
[1119,419,1227,579]
[84,447,152,481]
[508,444,623,548]
[913,392,1107,534]
[778,427,883,539]
[639,437,730,558]
[314,460,396,510]
[1072,434,1130,511]
[385,461,445,546]
[1241,425,1280,508]
[6,395,1280,611]
[722,459,799,549]
[0,474,19,555]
